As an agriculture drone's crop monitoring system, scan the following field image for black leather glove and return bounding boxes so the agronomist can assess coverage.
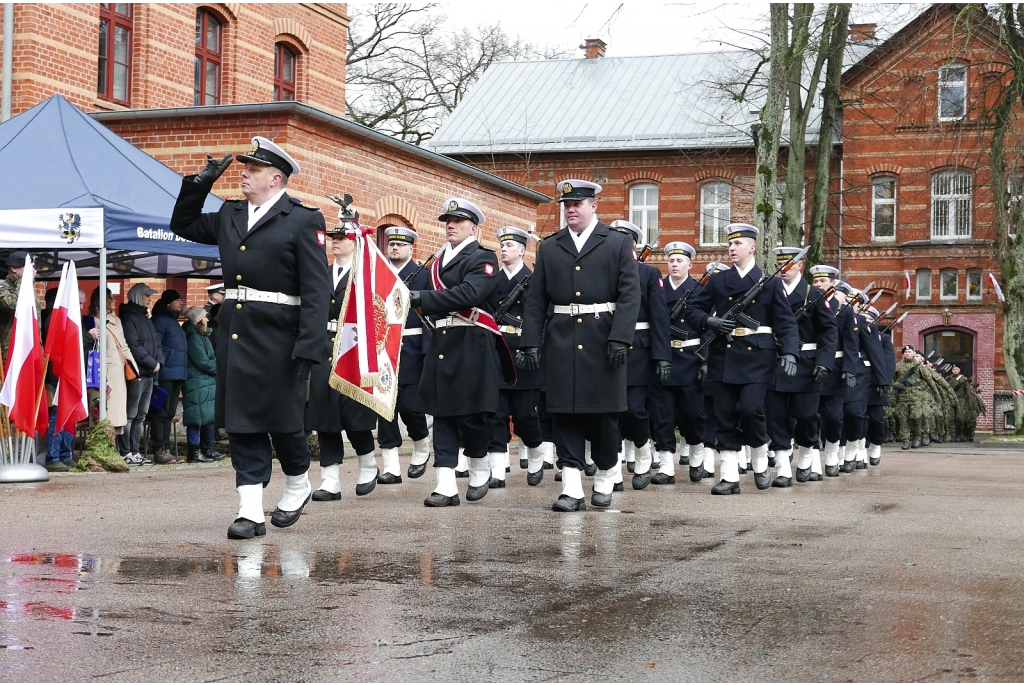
[781,353,798,377]
[812,364,831,383]
[197,153,233,185]
[842,371,857,389]
[705,316,736,334]
[607,341,628,369]
[295,357,314,381]
[877,384,890,397]
[656,360,672,384]
[409,291,421,309]
[517,347,540,372]
[698,364,710,390]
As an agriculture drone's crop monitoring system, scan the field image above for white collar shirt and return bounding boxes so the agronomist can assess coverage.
[734,261,755,280]
[333,260,351,289]
[784,277,800,296]
[247,188,287,230]
[568,216,599,252]
[442,235,477,268]
[502,261,524,280]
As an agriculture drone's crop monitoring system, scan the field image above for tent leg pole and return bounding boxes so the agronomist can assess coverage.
[98,247,107,423]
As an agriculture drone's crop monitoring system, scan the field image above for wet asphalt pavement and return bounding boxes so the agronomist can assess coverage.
[2,444,1024,682]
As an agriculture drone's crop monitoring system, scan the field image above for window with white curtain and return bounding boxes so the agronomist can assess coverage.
[629,184,659,246]
[931,170,972,239]
[700,182,731,245]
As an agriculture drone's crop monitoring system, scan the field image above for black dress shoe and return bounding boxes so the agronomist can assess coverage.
[312,489,341,501]
[795,467,811,483]
[455,469,469,478]
[584,463,597,477]
[227,518,266,539]
[377,472,402,485]
[591,491,612,508]
[186,452,214,464]
[520,459,528,469]
[626,461,635,473]
[554,471,562,481]
[651,473,675,485]
[807,472,823,481]
[711,479,740,495]
[679,455,687,466]
[840,460,856,473]
[689,466,703,483]
[542,462,553,470]
[632,470,651,490]
[407,463,426,479]
[466,484,489,501]
[768,456,776,468]
[270,493,311,528]
[202,448,226,461]
[870,456,881,466]
[652,458,661,471]
[857,461,868,469]
[702,468,715,480]
[902,440,911,450]
[355,471,378,496]
[825,465,840,477]
[488,477,506,489]
[424,492,460,507]
[613,482,624,492]
[551,495,586,512]
[737,465,747,475]
[772,476,792,488]
[527,470,543,486]
[753,470,772,490]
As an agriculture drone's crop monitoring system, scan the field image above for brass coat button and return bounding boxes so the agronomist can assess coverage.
[726,344,731,349]
[231,334,238,340]
[239,246,246,252]
[235,303,242,309]
[575,266,580,271]
[235,275,242,282]
[575,291,581,296]
[439,354,444,359]
[576,318,582,323]
[577,345,583,350]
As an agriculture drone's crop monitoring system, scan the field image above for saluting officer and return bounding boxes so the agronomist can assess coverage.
[861,305,893,467]
[409,199,506,507]
[486,226,545,488]
[519,180,640,511]
[765,247,838,487]
[376,227,433,480]
[170,136,329,539]
[684,224,799,495]
[307,218,385,502]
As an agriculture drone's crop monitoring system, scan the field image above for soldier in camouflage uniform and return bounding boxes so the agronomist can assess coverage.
[0,251,30,364]
[949,365,985,441]
[929,365,958,443]
[892,346,940,449]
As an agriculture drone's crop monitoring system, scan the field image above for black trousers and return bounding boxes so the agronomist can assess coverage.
[552,412,620,471]
[866,404,886,445]
[650,383,705,452]
[818,394,845,444]
[229,430,309,487]
[433,413,490,467]
[318,430,375,467]
[619,385,651,447]
[537,391,554,442]
[487,388,543,452]
[842,386,868,443]
[149,379,183,449]
[711,382,768,452]
[377,383,430,449]
[702,393,717,448]
[766,388,821,451]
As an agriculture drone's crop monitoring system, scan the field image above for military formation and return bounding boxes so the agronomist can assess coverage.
[167,139,987,539]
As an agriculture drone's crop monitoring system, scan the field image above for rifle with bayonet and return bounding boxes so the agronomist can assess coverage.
[637,244,653,263]
[794,278,846,320]
[403,253,437,287]
[834,281,876,317]
[668,270,711,339]
[879,311,907,335]
[875,301,898,323]
[494,274,532,326]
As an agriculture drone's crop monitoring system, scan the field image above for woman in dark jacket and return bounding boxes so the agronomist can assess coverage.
[149,290,188,463]
[118,283,163,464]
[182,307,223,463]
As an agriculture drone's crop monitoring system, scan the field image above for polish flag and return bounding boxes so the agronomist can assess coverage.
[0,256,48,436]
[43,261,88,433]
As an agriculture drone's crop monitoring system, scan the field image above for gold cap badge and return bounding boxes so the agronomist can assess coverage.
[562,182,573,194]
[448,200,459,211]
[250,139,259,155]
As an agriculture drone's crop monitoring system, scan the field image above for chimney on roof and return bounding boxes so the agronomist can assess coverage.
[582,38,607,59]
[849,23,876,43]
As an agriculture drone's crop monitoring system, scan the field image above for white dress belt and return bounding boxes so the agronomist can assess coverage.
[730,326,773,337]
[635,322,650,330]
[800,343,817,351]
[671,339,700,349]
[835,351,844,358]
[327,320,338,333]
[224,287,300,306]
[433,317,476,329]
[552,302,617,315]
[402,328,423,337]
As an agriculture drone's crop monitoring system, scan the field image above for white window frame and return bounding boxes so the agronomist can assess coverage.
[931,170,972,240]
[871,176,897,241]
[629,183,659,246]
[940,268,958,301]
[966,269,983,301]
[916,268,932,301]
[938,63,967,121]
[700,182,731,246]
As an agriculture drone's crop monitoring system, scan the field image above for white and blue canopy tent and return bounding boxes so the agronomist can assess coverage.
[0,94,224,421]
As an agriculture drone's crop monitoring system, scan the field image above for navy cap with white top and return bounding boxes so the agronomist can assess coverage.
[497,226,531,245]
[724,223,759,241]
[773,246,804,263]
[236,136,300,177]
[609,219,644,245]
[205,282,225,293]
[864,306,880,320]
[664,241,696,259]
[556,179,602,202]
[706,261,729,274]
[385,227,419,244]
[438,198,485,225]
[809,264,840,280]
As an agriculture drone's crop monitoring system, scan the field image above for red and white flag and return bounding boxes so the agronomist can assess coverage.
[0,256,47,436]
[904,270,912,299]
[43,261,88,433]
[329,226,410,421]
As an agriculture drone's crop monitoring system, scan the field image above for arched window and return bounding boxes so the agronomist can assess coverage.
[194,9,223,105]
[98,4,132,104]
[274,43,298,101]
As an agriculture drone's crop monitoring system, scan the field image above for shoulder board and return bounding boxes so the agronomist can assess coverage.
[290,197,320,210]
[475,243,496,254]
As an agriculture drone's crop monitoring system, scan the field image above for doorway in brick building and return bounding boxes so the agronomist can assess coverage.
[923,329,974,379]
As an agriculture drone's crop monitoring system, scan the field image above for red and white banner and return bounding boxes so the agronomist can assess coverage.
[328,226,409,421]
[0,256,48,436]
[43,261,88,433]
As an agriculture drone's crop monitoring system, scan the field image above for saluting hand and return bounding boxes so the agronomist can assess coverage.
[781,353,798,377]
[607,341,628,369]
[812,364,831,383]
[656,360,672,384]
[197,153,233,185]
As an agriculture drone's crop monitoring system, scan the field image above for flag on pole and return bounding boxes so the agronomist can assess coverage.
[43,261,88,433]
[904,270,912,299]
[0,256,47,436]
[989,272,1005,303]
[329,226,410,421]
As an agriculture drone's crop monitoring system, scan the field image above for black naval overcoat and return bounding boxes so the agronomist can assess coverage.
[169,179,329,433]
[663,275,704,386]
[395,259,432,386]
[856,314,889,407]
[626,262,671,387]
[772,280,838,393]
[870,332,895,407]
[496,265,543,390]
[684,264,800,385]
[521,222,641,414]
[413,241,502,417]
[307,267,380,433]
[820,296,860,397]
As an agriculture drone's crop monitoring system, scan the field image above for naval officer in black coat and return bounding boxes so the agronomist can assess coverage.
[376,227,433,480]
[519,180,641,511]
[169,136,330,539]
[409,199,504,507]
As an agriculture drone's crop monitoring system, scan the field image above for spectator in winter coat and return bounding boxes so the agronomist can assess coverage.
[149,290,188,464]
[118,283,163,465]
[182,306,223,463]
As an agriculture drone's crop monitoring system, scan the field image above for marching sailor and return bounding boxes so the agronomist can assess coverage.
[861,305,893,467]
[841,291,888,471]
[169,137,329,539]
